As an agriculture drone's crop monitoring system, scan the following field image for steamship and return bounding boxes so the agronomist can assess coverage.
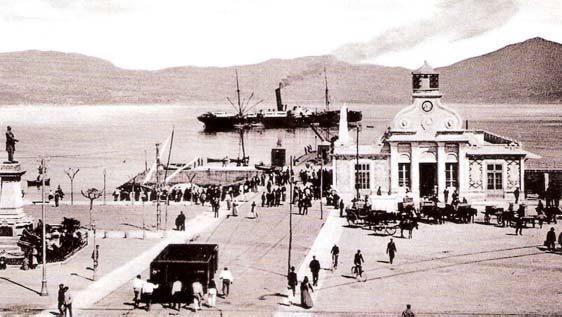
[197,73,362,132]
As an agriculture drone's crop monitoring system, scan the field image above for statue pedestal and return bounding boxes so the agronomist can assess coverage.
[0,162,32,262]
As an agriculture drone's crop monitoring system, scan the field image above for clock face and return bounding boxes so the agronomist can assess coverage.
[422,101,433,112]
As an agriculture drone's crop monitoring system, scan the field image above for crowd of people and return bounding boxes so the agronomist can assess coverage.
[18,218,87,267]
[130,267,234,312]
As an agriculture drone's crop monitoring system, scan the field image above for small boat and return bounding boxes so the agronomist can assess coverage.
[27,178,50,187]
[254,163,273,172]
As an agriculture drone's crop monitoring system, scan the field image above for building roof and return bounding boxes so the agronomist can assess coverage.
[465,146,541,159]
[412,61,438,75]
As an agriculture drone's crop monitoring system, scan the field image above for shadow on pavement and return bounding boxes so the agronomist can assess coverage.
[258,292,287,301]
[70,272,94,281]
[0,277,41,295]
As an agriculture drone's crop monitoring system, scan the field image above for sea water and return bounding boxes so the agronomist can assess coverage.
[1,103,561,198]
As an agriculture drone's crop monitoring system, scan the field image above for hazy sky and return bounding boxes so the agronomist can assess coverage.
[0,0,560,70]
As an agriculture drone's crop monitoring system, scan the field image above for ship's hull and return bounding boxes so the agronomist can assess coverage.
[198,110,362,132]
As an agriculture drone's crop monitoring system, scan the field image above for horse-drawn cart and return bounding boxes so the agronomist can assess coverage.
[345,203,417,237]
[363,210,400,236]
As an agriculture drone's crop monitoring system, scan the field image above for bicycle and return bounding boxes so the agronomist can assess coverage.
[351,264,367,282]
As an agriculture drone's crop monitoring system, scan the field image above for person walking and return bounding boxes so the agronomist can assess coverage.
[546,227,557,252]
[339,200,344,218]
[330,244,340,270]
[142,279,158,311]
[231,200,239,217]
[353,250,364,278]
[55,185,64,207]
[558,230,562,254]
[219,267,233,297]
[309,256,321,286]
[443,188,449,204]
[249,200,258,218]
[191,278,204,311]
[213,199,220,218]
[387,238,397,264]
[300,276,314,309]
[57,284,66,315]
[132,274,144,309]
[175,211,186,231]
[287,266,298,305]
[207,279,218,307]
[515,216,524,235]
[91,245,100,270]
[402,304,415,317]
[63,286,73,317]
[30,247,38,269]
[514,187,520,204]
[170,277,182,311]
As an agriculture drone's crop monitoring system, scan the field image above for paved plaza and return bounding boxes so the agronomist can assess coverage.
[2,196,562,316]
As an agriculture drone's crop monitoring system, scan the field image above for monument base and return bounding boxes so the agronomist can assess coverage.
[0,162,32,264]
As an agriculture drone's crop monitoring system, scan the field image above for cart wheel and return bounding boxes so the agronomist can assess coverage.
[385,227,397,236]
[497,215,503,225]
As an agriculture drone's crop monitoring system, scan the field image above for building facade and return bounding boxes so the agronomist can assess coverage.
[333,62,539,209]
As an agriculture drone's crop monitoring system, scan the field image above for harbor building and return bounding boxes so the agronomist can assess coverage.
[333,62,540,209]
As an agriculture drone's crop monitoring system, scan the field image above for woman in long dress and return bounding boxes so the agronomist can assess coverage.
[232,200,239,217]
[207,279,217,307]
[300,276,314,308]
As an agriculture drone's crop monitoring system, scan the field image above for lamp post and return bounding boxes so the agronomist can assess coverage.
[355,124,361,199]
[39,158,48,296]
[288,156,293,273]
[320,158,323,220]
[64,168,80,206]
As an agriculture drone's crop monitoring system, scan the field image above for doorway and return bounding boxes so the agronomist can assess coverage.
[419,163,437,197]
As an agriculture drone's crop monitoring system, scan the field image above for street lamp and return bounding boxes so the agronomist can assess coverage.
[64,168,80,206]
[288,156,294,273]
[355,124,361,200]
[39,158,48,296]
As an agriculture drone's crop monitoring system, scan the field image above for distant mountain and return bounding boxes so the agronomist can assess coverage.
[0,37,560,105]
[439,37,562,104]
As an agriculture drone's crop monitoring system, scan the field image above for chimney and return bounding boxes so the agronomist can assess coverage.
[275,83,283,112]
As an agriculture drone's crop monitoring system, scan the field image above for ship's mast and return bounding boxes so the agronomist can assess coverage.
[324,67,330,111]
[324,67,331,139]
[235,69,242,116]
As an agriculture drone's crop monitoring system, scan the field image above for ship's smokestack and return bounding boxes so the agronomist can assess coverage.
[275,83,284,112]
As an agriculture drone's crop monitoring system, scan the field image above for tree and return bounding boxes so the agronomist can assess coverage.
[81,188,102,229]
[64,168,80,206]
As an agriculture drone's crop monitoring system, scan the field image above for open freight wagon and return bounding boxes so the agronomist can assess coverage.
[150,243,219,302]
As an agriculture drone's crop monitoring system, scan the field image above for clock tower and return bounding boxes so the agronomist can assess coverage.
[390,61,462,135]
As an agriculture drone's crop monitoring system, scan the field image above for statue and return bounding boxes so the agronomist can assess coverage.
[5,126,18,163]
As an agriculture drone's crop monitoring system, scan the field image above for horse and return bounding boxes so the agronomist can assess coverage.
[399,219,419,239]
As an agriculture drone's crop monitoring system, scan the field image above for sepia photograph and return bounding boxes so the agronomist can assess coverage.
[0,0,561,316]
